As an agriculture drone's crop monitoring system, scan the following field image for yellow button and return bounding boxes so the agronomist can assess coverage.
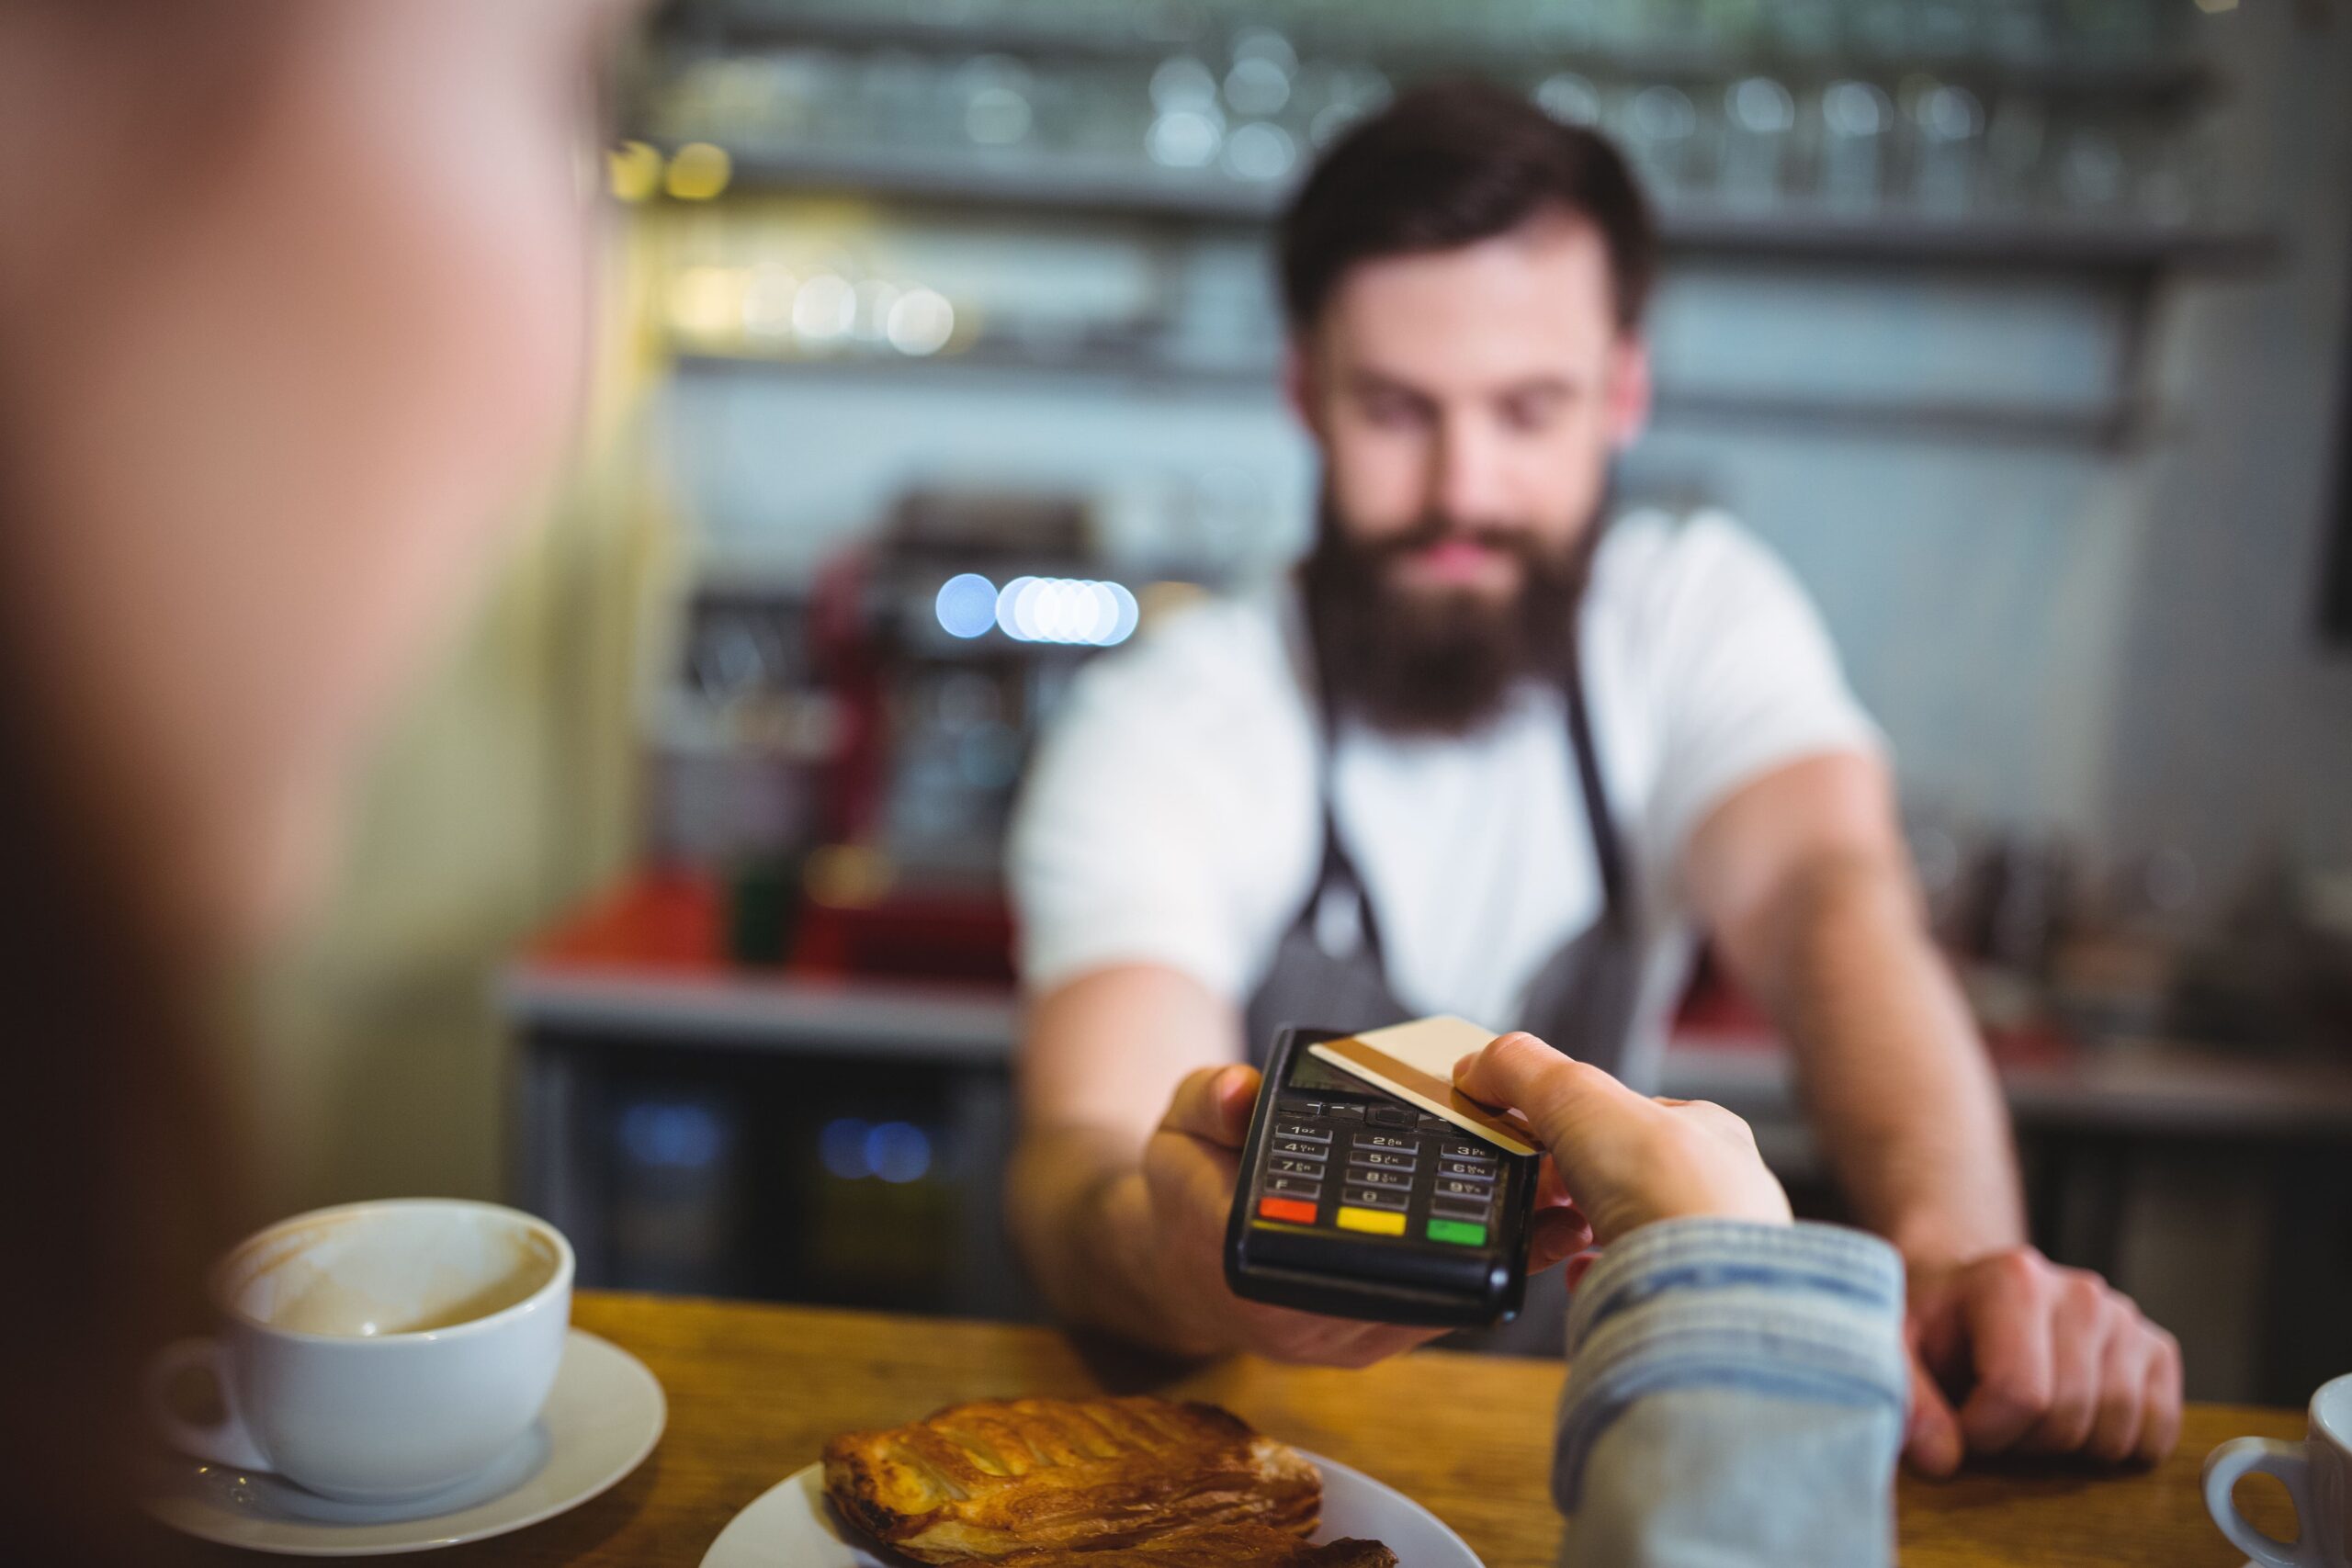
[1335,1206,1406,1236]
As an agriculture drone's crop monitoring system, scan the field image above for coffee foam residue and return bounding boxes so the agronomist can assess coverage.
[226,1215,558,1337]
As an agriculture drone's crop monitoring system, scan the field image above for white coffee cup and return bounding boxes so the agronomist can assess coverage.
[146,1198,573,1503]
[2205,1371,2352,1567]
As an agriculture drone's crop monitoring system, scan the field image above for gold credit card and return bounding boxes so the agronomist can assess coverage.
[1306,1017,1540,1156]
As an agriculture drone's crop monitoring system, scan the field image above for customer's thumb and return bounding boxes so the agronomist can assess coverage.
[1453,1032,1643,1152]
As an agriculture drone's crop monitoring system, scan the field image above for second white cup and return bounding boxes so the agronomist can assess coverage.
[2205,1371,2352,1568]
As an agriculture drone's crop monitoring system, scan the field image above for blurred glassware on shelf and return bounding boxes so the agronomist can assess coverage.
[956,55,1037,148]
[1718,74,1795,209]
[1223,28,1296,118]
[1817,78,1895,213]
[1222,120,1297,183]
[1534,71,1604,130]
[1620,84,1702,200]
[1981,93,2049,214]
[2056,123,2130,213]
[1907,78,1986,214]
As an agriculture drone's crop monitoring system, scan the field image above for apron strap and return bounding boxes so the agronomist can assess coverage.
[1563,652,1631,934]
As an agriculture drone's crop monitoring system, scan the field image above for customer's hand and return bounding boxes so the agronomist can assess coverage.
[1450,1031,1792,1246]
[1137,1064,1593,1365]
[1902,1247,2182,1474]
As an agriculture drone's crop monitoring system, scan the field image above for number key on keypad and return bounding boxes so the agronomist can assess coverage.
[1273,1121,1330,1143]
[1438,1160,1496,1182]
[1268,1156,1326,1178]
[1352,1147,1416,1169]
[1356,1133,1415,1151]
[1343,1164,1412,1190]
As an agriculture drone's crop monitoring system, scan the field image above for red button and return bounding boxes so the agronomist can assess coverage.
[1256,1197,1319,1225]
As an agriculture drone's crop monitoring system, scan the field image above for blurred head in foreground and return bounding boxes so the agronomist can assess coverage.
[1279,81,1658,733]
[0,1,625,1555]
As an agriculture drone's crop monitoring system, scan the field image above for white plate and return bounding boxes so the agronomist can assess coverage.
[700,1447,1483,1567]
[141,1328,664,1557]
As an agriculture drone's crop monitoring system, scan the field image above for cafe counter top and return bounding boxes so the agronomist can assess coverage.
[179,1290,2302,1567]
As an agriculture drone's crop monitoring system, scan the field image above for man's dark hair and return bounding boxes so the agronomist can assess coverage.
[1277,79,1658,333]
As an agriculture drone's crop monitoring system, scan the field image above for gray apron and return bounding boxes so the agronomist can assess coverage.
[1241,652,1643,1355]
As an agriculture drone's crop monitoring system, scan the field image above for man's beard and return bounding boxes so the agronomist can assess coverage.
[1298,493,1603,738]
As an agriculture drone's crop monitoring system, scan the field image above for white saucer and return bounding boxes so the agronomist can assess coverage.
[700,1447,1483,1567]
[141,1328,664,1557]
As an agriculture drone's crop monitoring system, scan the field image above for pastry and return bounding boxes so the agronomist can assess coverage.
[992,1522,1396,1566]
[822,1395,1322,1562]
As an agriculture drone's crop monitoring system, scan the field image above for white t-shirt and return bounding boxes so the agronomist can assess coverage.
[1007,509,1883,1089]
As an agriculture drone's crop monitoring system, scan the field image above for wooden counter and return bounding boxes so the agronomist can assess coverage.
[183,1290,2309,1567]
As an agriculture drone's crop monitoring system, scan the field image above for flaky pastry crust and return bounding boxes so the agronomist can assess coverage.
[992,1522,1396,1566]
[821,1396,1322,1562]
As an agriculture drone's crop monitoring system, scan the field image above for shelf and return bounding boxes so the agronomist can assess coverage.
[660,6,2216,108]
[670,347,2148,450]
[653,140,2278,277]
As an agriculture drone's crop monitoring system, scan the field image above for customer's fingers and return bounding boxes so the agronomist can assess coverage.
[1563,1248,1602,1291]
[1453,1032,1648,1152]
[1526,1204,1595,1271]
[1158,1064,1260,1148]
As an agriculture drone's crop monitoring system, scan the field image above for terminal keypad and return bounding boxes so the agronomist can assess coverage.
[1255,1096,1506,1246]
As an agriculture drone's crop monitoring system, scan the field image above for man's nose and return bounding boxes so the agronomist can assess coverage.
[1430,413,1511,525]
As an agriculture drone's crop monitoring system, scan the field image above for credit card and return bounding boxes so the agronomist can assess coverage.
[1307,1016,1540,1156]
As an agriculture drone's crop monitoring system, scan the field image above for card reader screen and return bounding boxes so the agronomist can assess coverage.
[1281,1050,1372,1097]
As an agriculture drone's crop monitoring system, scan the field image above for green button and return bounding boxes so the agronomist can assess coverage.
[1427,1218,1487,1247]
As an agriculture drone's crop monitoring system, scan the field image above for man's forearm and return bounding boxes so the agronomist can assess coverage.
[1758,850,2024,1266]
[1005,1125,1216,1356]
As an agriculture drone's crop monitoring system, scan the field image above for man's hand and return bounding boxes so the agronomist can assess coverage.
[1136,1063,1593,1365]
[1903,1247,2182,1474]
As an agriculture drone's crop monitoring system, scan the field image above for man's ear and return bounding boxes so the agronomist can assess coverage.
[1606,333,1652,450]
[1283,335,1323,440]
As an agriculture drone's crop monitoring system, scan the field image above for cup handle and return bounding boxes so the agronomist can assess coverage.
[145,1337,272,1472]
[2203,1436,2319,1568]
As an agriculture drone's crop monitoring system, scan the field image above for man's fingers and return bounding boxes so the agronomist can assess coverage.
[1955,1253,2055,1453]
[2136,1327,2184,1466]
[2085,1319,2154,1464]
[1903,1351,1965,1478]
[2018,1276,2109,1455]
[1158,1064,1260,1147]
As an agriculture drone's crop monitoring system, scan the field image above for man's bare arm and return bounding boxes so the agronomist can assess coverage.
[1682,752,2023,1266]
[1006,963,1242,1352]
[1685,752,2181,1475]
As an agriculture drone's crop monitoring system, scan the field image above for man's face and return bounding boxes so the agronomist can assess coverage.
[1292,212,1651,608]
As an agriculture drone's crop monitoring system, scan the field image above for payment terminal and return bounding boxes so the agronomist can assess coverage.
[1224,1025,1539,1327]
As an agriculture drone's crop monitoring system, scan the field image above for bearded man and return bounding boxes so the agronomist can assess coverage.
[1005,81,2179,1475]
